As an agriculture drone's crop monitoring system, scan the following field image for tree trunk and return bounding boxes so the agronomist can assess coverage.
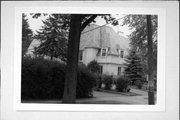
[62,15,83,103]
[146,15,155,105]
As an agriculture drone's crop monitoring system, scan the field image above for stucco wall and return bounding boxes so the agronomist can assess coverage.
[83,47,99,65]
[99,63,125,76]
[97,55,125,65]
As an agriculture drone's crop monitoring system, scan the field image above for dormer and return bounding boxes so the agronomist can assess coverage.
[101,48,108,56]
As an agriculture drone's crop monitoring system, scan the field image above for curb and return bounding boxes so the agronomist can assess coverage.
[95,89,139,96]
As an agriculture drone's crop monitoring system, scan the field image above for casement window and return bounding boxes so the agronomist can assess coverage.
[79,50,83,61]
[120,50,124,58]
[101,48,107,56]
[117,67,121,76]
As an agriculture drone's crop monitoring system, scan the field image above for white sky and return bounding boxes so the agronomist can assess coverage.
[26,14,133,38]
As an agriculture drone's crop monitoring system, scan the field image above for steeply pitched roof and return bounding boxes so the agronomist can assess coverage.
[80,24,129,54]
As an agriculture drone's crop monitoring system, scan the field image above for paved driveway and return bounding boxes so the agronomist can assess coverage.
[22,88,156,105]
[76,89,148,104]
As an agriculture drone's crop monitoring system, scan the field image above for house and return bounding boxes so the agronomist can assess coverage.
[79,24,129,77]
[27,24,129,77]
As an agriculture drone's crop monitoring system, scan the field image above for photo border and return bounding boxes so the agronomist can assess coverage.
[14,6,166,111]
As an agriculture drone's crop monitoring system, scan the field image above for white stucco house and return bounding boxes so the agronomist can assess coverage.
[79,24,130,77]
[27,24,130,77]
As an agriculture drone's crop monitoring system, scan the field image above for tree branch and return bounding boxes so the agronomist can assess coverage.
[80,15,97,32]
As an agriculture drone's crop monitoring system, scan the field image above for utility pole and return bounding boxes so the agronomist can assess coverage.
[146,15,155,105]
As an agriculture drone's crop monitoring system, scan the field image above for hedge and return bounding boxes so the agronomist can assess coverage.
[21,57,97,100]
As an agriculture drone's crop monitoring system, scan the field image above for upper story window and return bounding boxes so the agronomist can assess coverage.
[101,48,107,56]
[120,50,124,58]
[79,50,83,61]
[117,49,124,58]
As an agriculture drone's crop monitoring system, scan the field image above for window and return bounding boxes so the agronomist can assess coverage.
[101,48,107,56]
[79,50,83,61]
[120,50,124,58]
[100,66,103,74]
[118,67,121,76]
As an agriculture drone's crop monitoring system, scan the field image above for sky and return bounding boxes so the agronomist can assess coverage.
[26,14,133,38]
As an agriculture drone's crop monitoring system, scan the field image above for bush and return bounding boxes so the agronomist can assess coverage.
[116,77,130,92]
[21,57,66,100]
[77,64,97,98]
[134,80,143,89]
[87,60,100,73]
[102,75,113,90]
[21,57,97,100]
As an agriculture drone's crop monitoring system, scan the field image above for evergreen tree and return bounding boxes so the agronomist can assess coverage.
[124,50,144,85]
[34,14,69,62]
[22,14,33,57]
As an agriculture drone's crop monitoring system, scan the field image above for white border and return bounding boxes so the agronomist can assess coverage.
[14,6,166,111]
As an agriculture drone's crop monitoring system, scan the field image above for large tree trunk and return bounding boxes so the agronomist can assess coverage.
[146,15,155,105]
[62,15,83,103]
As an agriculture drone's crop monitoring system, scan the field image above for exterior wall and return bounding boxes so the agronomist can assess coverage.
[80,48,126,76]
[97,55,125,65]
[99,63,125,76]
[82,47,99,65]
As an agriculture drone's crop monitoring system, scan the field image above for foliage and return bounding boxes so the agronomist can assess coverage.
[134,80,143,89]
[122,15,157,74]
[116,77,130,92]
[21,57,97,100]
[124,50,144,85]
[77,64,97,98]
[21,57,66,100]
[87,60,101,73]
[34,14,69,62]
[31,13,119,103]
[102,75,113,90]
[22,14,33,57]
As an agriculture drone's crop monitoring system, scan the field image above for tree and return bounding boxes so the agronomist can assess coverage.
[124,50,144,85]
[34,14,69,62]
[22,14,33,57]
[122,15,157,74]
[31,14,118,103]
[122,15,157,104]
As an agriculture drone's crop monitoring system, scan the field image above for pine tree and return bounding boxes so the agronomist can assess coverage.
[34,14,69,62]
[22,14,33,57]
[124,50,144,85]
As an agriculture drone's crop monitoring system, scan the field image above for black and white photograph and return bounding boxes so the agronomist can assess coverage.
[1,1,179,120]
[21,13,157,105]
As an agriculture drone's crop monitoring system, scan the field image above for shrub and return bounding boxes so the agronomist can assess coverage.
[87,60,100,73]
[21,57,97,100]
[102,75,113,90]
[21,57,66,100]
[116,77,130,92]
[77,64,97,98]
[134,80,143,89]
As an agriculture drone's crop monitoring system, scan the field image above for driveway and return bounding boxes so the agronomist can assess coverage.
[76,88,148,104]
[22,88,156,104]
